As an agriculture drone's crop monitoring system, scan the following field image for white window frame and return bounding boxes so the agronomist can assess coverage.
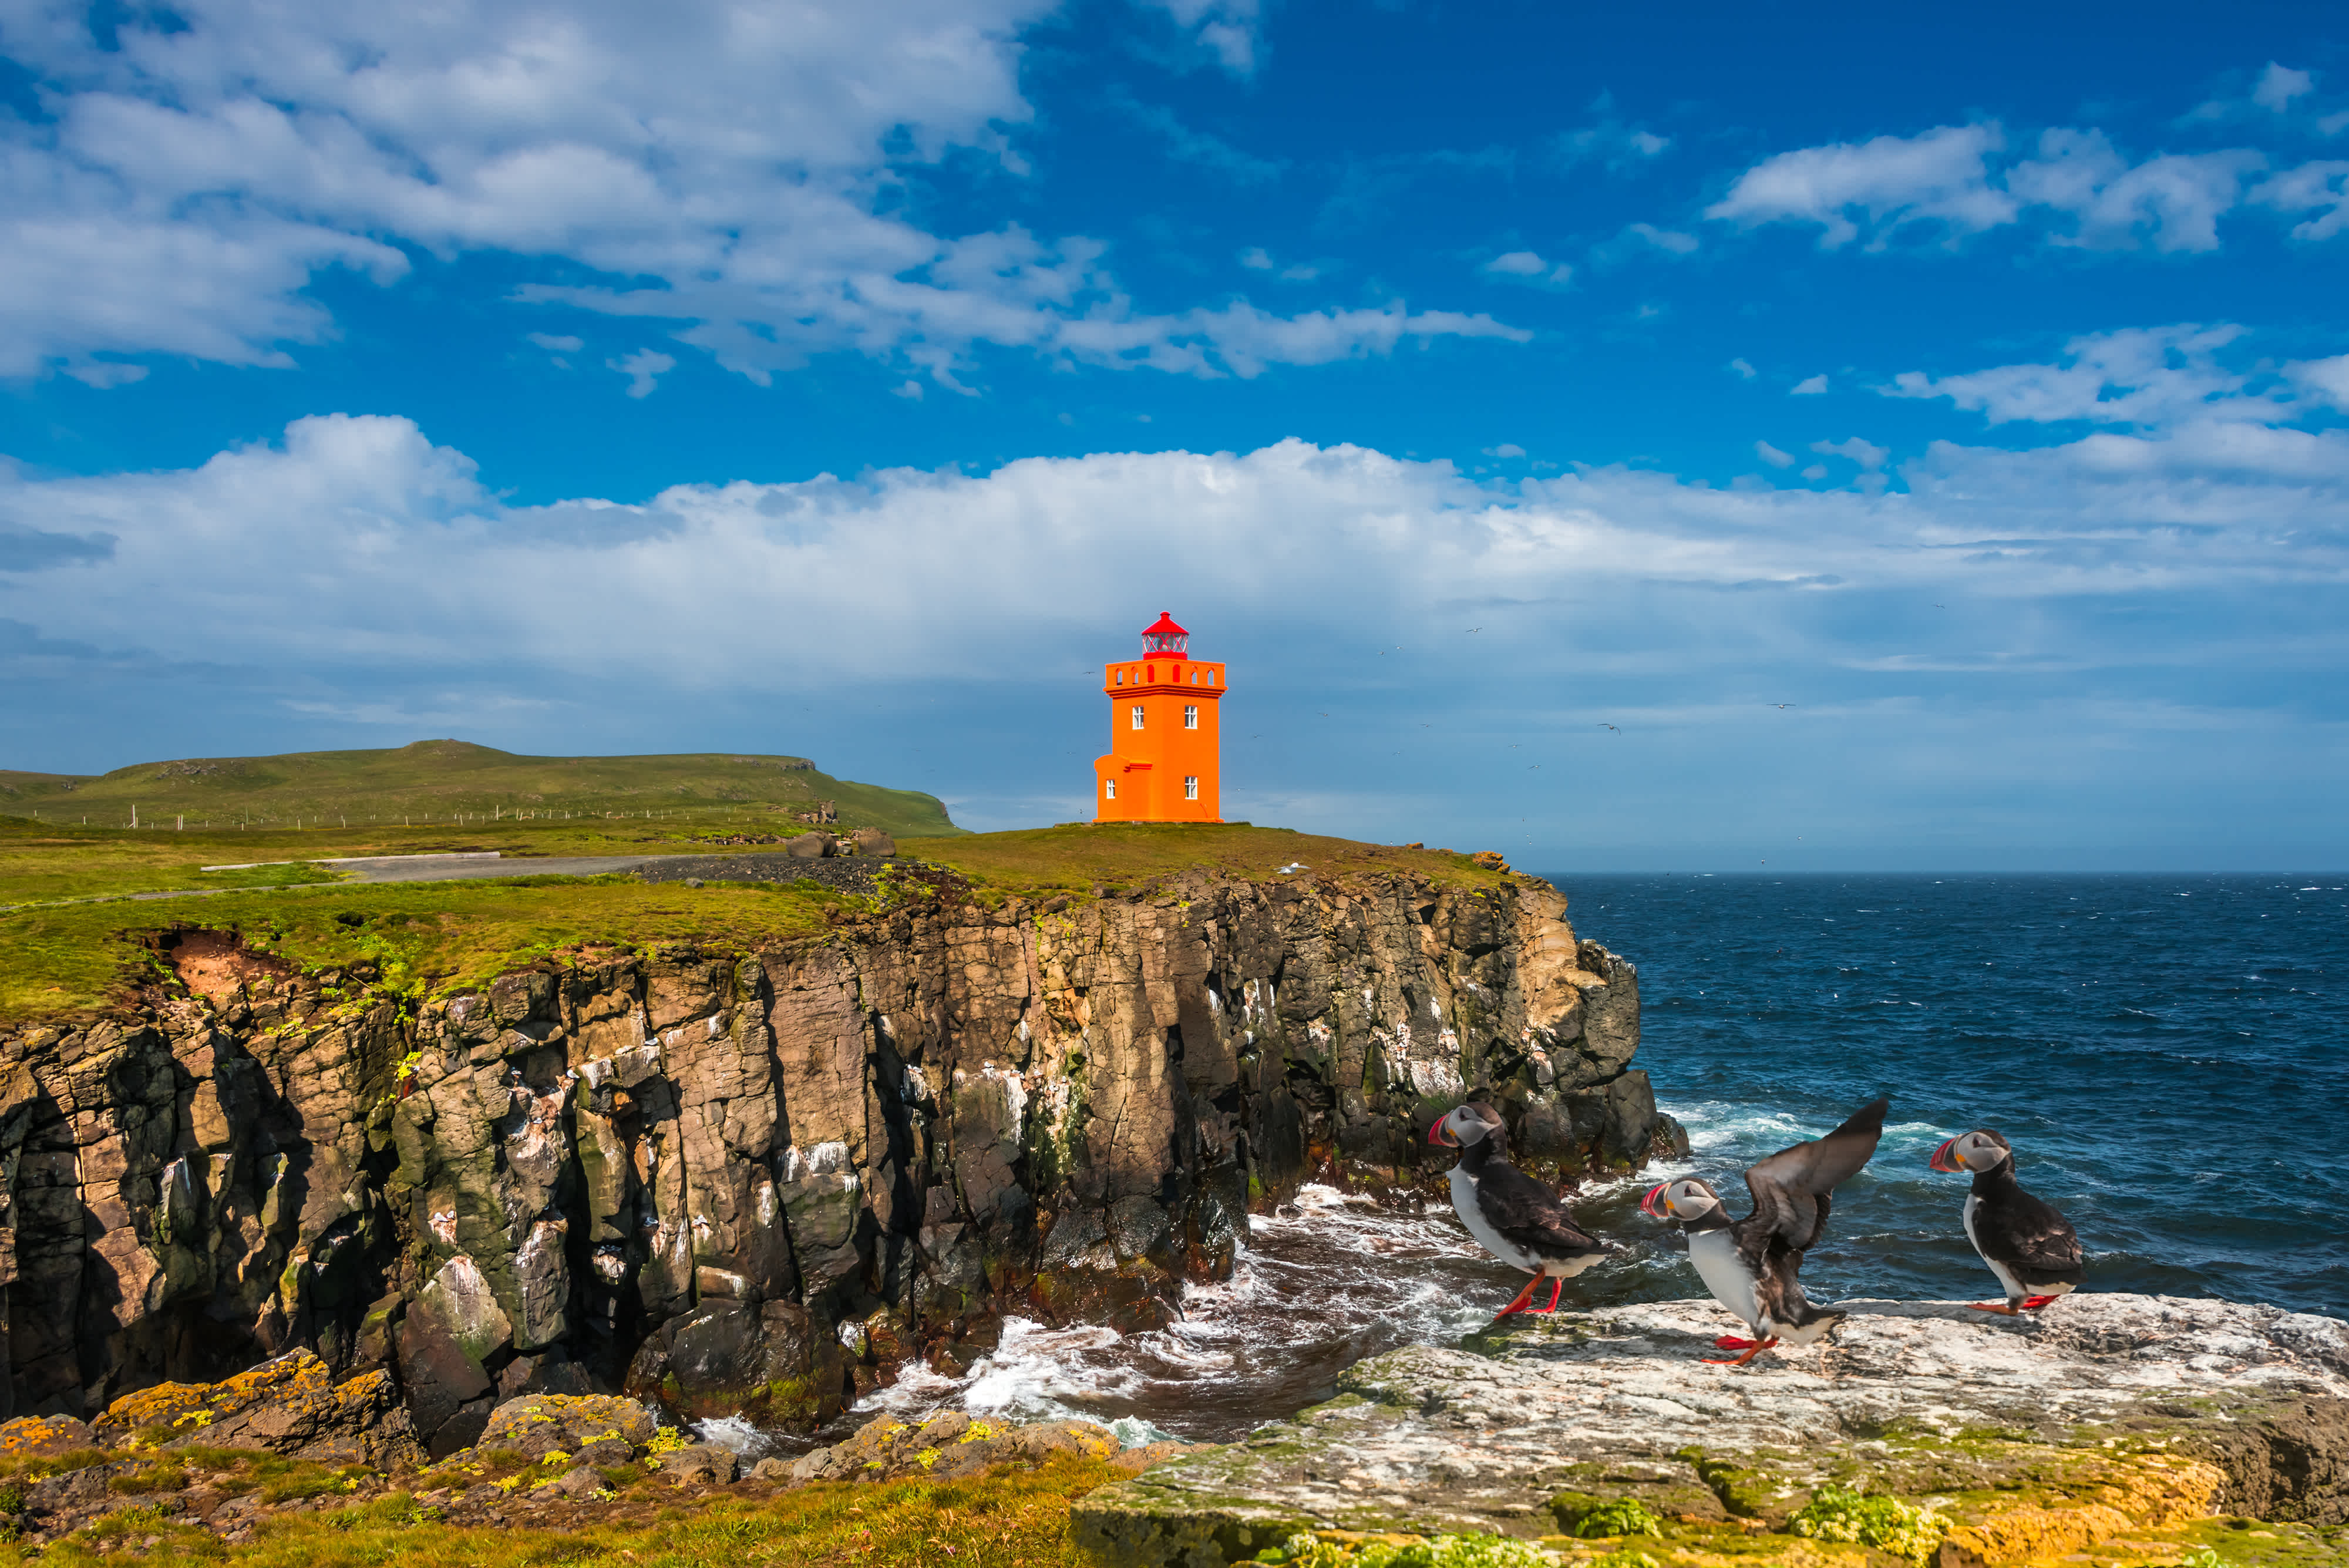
[1130,704,1145,729]
[1184,776,1199,800]
[1183,704,1198,729]
[1105,779,1116,799]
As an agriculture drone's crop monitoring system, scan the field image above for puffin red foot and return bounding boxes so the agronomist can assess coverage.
[1714,1335,1758,1350]
[1701,1337,1779,1367]
[2021,1295,2062,1310]
[1493,1277,1542,1318]
[1967,1301,2022,1315]
[1525,1277,1567,1315]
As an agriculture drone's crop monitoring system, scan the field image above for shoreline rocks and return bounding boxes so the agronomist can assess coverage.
[1072,1293,2349,1566]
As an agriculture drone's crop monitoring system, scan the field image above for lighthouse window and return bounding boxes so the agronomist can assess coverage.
[1131,705,1145,730]
[1115,669,1124,686]
[1105,779,1116,799]
[1183,705,1198,729]
[1184,776,1199,800]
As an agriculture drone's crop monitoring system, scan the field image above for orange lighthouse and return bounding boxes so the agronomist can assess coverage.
[1093,613,1224,823]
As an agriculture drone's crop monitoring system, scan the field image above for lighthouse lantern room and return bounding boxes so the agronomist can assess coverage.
[1093,613,1223,823]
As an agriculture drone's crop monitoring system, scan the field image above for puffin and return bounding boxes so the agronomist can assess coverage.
[1640,1096,1887,1366]
[1428,1102,1612,1316]
[1929,1128,2084,1314]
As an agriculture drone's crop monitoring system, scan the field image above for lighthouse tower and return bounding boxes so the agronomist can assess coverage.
[1093,613,1223,822]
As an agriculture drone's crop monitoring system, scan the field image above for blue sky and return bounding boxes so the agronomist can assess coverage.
[3,0,2346,868]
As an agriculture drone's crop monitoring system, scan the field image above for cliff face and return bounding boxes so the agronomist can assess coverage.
[0,868,1675,1454]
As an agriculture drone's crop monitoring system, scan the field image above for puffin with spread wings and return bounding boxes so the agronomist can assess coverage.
[1429,1101,1613,1316]
[1641,1096,1888,1365]
[1930,1128,2084,1314]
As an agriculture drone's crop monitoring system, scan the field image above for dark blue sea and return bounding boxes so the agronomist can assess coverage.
[803,872,2349,1449]
[1572,873,2348,1320]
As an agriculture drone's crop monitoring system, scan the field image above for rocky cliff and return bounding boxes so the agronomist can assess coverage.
[0,866,1675,1455]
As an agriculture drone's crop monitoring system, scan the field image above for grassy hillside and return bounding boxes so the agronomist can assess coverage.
[0,822,1517,1025]
[0,739,959,838]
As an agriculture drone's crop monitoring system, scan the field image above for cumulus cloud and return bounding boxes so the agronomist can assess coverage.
[609,349,676,399]
[1706,112,2301,253]
[1728,358,1757,380]
[1136,0,1264,75]
[1754,440,1794,467]
[1792,375,1828,395]
[529,334,584,354]
[2253,63,2317,114]
[0,0,1511,386]
[1705,125,2017,248]
[8,368,2345,697]
[2250,161,2349,240]
[1479,251,1573,285]
[1882,324,2279,426]
[1812,437,1889,469]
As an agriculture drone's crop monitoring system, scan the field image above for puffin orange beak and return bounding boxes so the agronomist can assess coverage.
[1640,1183,1669,1218]
[1929,1138,1960,1173]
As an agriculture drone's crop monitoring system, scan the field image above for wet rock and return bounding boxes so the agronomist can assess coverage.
[93,1348,420,1468]
[1075,1293,2349,1565]
[476,1392,657,1461]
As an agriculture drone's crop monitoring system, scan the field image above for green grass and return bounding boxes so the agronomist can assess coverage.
[903,823,1510,901]
[0,823,1519,1027]
[0,739,959,840]
[0,1451,1122,1567]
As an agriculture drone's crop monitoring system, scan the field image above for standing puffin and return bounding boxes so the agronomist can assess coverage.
[1640,1096,1887,1366]
[1429,1102,1612,1316]
[1929,1128,2084,1314]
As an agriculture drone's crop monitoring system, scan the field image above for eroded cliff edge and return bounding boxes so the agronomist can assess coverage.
[0,865,1678,1454]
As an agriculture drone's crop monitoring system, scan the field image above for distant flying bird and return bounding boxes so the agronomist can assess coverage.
[1466,627,1482,633]
[1772,704,1796,710]
[1598,724,1618,732]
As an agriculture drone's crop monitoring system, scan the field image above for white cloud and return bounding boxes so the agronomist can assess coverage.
[1811,437,1888,469]
[11,372,2344,697]
[1239,247,1274,270]
[1136,0,1264,75]
[1705,124,2016,248]
[2250,160,2349,240]
[609,349,676,399]
[1623,222,1699,255]
[1707,114,2283,254]
[2253,63,2317,113]
[0,0,1513,387]
[529,334,585,353]
[1882,324,2277,426]
[2286,354,2349,410]
[1729,358,1757,380]
[1485,443,1526,458]
[1754,440,1794,467]
[1792,375,1828,395]
[2006,132,2263,252]
[1479,250,1572,285]
[1552,116,1672,173]
[1483,251,1547,275]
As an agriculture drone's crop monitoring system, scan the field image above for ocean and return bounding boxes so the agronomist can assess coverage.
[747,873,2348,1456]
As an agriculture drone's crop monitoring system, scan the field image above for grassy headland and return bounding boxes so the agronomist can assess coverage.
[0,739,958,839]
[0,819,1513,1027]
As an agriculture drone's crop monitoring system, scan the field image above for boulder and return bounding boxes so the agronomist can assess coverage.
[850,827,896,857]
[0,1415,97,1459]
[92,1350,421,1468]
[655,1442,739,1484]
[785,832,833,859]
[792,1409,1120,1484]
[476,1393,658,1462]
[1074,1294,2349,1567]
